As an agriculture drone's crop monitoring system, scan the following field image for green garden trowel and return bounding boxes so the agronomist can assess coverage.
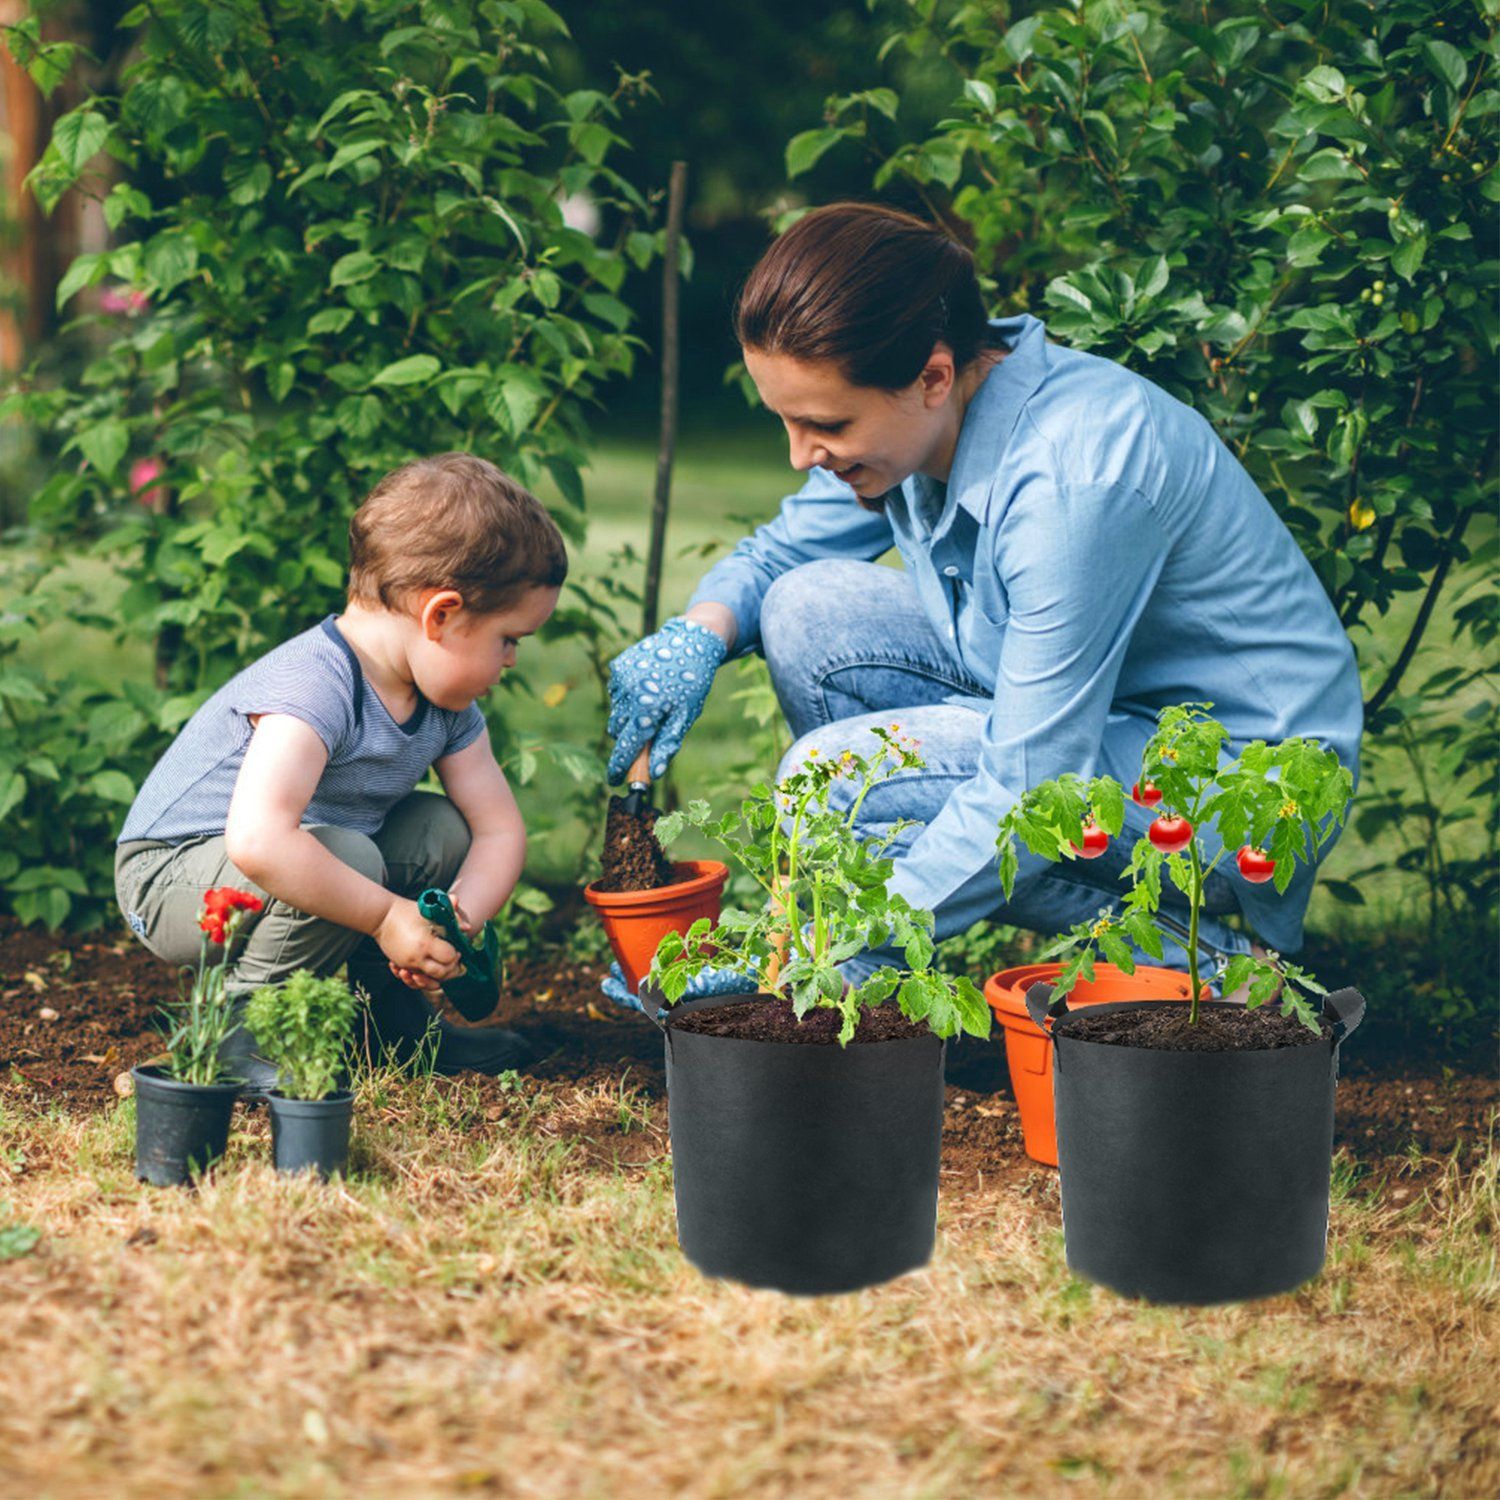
[417,888,503,1023]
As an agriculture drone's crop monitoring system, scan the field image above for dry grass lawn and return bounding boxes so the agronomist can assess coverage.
[0,1067,1494,1500]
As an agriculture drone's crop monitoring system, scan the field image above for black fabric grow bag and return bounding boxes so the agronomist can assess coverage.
[646,990,946,1295]
[268,1092,354,1178]
[133,1065,239,1186]
[1026,986,1366,1305]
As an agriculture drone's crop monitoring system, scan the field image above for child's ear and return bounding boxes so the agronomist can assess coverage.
[419,588,465,640]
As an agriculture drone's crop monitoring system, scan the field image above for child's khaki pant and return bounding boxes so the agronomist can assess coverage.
[115,791,469,995]
[114,792,522,1074]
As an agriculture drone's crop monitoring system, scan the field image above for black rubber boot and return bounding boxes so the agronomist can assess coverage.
[219,1008,281,1101]
[358,984,533,1076]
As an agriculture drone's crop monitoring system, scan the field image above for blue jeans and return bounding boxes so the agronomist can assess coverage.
[759,559,1254,982]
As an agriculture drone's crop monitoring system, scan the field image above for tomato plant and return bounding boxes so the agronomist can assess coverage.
[995,704,1355,1029]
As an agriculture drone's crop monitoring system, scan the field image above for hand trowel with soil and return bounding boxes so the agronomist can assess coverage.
[597,746,681,893]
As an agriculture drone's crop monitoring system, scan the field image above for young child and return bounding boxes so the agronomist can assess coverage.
[115,452,564,1088]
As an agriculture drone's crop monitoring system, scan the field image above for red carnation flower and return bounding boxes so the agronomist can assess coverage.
[198,887,263,944]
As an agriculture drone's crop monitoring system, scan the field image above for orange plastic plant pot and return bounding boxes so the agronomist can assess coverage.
[984,963,1198,1167]
[583,860,729,993]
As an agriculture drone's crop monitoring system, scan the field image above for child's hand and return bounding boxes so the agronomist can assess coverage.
[374,897,463,987]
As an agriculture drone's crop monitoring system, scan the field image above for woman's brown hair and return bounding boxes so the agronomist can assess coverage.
[734,202,996,389]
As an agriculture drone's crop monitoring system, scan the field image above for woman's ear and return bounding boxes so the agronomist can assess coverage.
[419,588,465,640]
[918,345,957,407]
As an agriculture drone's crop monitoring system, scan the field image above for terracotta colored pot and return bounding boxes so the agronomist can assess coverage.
[583,860,729,992]
[984,963,1197,1167]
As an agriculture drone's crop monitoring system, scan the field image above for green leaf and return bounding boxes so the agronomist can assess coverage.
[1320,878,1364,906]
[1046,278,1093,314]
[0,770,26,823]
[1422,39,1466,94]
[77,419,128,479]
[328,138,383,175]
[55,252,107,310]
[227,160,270,206]
[87,769,136,804]
[1004,15,1043,62]
[370,354,440,387]
[143,232,199,296]
[1390,234,1427,283]
[495,368,546,433]
[329,251,379,288]
[963,79,996,113]
[1299,66,1346,104]
[50,108,110,174]
[785,128,846,179]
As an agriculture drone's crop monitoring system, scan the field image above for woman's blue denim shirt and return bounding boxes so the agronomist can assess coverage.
[689,315,1363,953]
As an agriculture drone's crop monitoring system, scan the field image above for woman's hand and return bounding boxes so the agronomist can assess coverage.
[606,614,729,782]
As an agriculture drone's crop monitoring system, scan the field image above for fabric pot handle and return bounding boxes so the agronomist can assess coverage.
[1024,981,1069,1032]
[637,980,672,1032]
[1322,987,1366,1043]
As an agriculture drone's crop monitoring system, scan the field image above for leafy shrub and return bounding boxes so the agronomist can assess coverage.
[2,0,662,927]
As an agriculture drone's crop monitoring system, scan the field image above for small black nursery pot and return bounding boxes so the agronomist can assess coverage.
[646,990,946,1296]
[132,1065,240,1187]
[1027,986,1366,1305]
[267,1092,354,1179]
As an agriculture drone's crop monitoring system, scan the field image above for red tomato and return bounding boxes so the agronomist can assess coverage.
[1131,780,1163,808]
[1236,846,1276,883]
[1070,820,1109,860]
[1147,816,1194,853]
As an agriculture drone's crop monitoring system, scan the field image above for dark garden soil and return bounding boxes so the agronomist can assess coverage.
[670,995,930,1044]
[593,797,678,892]
[1,916,1494,1199]
[1059,1004,1335,1051]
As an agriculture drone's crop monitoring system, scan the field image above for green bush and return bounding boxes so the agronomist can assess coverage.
[792,0,1497,931]
[245,969,359,1100]
[2,0,663,928]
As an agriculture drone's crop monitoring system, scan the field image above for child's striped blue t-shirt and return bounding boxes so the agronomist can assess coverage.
[118,616,485,845]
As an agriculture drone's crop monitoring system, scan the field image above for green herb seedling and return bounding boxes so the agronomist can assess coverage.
[244,971,359,1101]
[649,727,992,1045]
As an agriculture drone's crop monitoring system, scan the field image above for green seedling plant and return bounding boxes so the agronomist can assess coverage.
[244,970,359,1101]
[649,727,992,1045]
[995,704,1355,1032]
[163,885,264,1085]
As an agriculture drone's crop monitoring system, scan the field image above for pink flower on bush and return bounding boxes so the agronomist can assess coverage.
[99,286,150,316]
[129,457,167,506]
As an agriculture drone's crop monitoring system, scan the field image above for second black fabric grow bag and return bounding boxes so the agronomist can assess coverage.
[648,990,946,1295]
[268,1092,354,1178]
[1027,986,1366,1305]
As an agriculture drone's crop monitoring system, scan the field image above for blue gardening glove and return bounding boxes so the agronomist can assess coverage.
[600,961,757,1014]
[607,616,727,783]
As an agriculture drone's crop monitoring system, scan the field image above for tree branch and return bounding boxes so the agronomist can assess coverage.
[1363,503,1477,722]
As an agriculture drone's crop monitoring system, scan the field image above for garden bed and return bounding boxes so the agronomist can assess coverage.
[2,917,1493,1200]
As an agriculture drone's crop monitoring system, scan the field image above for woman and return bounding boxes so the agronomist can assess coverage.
[605,202,1362,982]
